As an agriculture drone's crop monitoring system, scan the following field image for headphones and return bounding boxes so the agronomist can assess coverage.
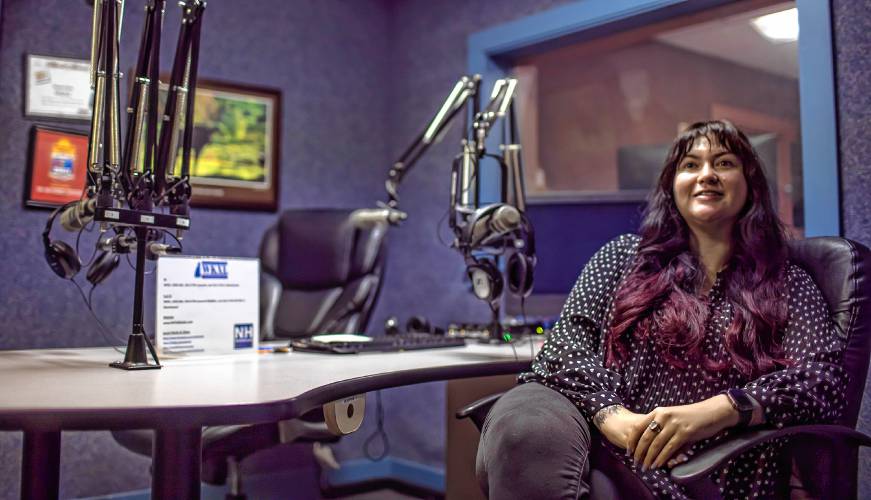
[406,315,432,334]
[42,201,119,284]
[86,248,120,285]
[464,213,536,304]
[43,201,82,279]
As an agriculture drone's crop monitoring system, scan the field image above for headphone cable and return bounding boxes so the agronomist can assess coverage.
[70,279,125,353]
[77,221,101,268]
[125,252,155,274]
[520,296,535,359]
[363,390,390,461]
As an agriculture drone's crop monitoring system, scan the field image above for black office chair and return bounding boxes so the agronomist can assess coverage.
[113,208,389,498]
[458,237,871,499]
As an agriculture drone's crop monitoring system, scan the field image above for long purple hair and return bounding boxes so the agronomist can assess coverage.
[605,120,791,377]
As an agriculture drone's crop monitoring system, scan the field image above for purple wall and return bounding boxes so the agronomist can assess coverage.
[833,0,871,495]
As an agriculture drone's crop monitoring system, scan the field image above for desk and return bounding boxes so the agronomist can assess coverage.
[0,343,531,499]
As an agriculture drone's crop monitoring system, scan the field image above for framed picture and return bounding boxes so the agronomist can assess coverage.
[25,125,90,208]
[170,79,281,211]
[24,54,93,121]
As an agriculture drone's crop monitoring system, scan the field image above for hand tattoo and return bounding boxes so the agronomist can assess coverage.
[593,404,624,429]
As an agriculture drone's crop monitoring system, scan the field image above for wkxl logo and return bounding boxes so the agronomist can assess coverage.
[195,261,228,279]
[234,323,254,349]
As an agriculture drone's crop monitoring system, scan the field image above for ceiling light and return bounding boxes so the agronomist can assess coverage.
[751,8,799,42]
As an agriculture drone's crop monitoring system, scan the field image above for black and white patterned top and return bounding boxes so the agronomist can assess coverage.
[520,234,847,499]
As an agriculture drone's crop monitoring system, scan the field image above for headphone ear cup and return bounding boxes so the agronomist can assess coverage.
[523,255,535,295]
[45,240,81,279]
[507,252,535,298]
[506,252,525,296]
[87,251,120,285]
[468,260,503,303]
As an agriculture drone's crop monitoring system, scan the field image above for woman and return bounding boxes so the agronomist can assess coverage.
[476,120,846,499]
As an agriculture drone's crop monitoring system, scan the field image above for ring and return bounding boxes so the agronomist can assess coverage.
[648,421,663,434]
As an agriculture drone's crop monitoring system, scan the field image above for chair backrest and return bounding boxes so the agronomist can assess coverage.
[786,236,871,427]
[259,208,388,340]
[786,237,871,498]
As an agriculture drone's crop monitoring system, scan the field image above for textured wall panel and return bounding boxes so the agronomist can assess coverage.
[833,0,871,497]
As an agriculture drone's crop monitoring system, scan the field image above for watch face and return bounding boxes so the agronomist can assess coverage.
[728,388,755,412]
[471,268,491,300]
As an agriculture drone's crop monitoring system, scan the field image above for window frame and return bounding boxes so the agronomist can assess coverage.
[468,0,840,236]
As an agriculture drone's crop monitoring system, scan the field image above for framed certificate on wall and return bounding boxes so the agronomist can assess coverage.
[25,125,89,208]
[24,54,92,120]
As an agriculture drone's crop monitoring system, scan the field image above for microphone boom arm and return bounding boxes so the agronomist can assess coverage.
[154,0,205,218]
[385,75,481,209]
[471,77,526,213]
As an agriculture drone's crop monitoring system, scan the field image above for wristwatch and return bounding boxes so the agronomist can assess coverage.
[726,388,754,428]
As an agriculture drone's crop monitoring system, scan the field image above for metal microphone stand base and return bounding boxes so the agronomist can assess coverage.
[104,224,172,370]
[110,332,161,370]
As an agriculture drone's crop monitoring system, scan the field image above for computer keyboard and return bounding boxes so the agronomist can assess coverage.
[290,334,466,354]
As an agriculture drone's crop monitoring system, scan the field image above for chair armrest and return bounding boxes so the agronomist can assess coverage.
[455,392,507,431]
[670,424,871,485]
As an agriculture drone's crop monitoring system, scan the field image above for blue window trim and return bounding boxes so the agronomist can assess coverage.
[469,0,840,236]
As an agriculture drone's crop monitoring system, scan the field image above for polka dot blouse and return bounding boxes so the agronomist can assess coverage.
[520,234,847,499]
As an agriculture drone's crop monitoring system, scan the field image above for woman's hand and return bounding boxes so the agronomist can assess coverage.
[628,395,739,471]
[592,405,649,450]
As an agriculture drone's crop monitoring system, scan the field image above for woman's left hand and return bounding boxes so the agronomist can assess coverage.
[627,394,739,471]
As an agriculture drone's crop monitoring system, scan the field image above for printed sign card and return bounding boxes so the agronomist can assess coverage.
[156,256,259,355]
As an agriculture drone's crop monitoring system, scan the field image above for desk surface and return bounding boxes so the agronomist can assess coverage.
[0,343,532,431]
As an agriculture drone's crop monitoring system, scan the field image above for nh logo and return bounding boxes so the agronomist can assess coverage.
[234,323,254,349]
[195,261,228,279]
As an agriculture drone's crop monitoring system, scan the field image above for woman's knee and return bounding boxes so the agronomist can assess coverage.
[488,384,586,444]
[476,383,592,498]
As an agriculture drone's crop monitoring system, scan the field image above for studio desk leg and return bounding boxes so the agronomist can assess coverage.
[21,430,61,500]
[152,427,202,500]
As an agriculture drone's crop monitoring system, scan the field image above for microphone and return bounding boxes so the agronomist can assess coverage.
[98,234,136,253]
[466,204,521,248]
[60,198,97,232]
[350,208,408,228]
[147,242,182,259]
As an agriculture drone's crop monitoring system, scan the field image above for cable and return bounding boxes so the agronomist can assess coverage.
[153,177,189,205]
[363,390,390,461]
[139,325,162,368]
[70,279,126,353]
[520,297,536,359]
[75,221,102,268]
[435,208,452,248]
[125,252,155,274]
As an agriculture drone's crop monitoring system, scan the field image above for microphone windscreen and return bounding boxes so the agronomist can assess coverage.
[350,208,408,228]
[490,206,520,233]
[59,199,96,232]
